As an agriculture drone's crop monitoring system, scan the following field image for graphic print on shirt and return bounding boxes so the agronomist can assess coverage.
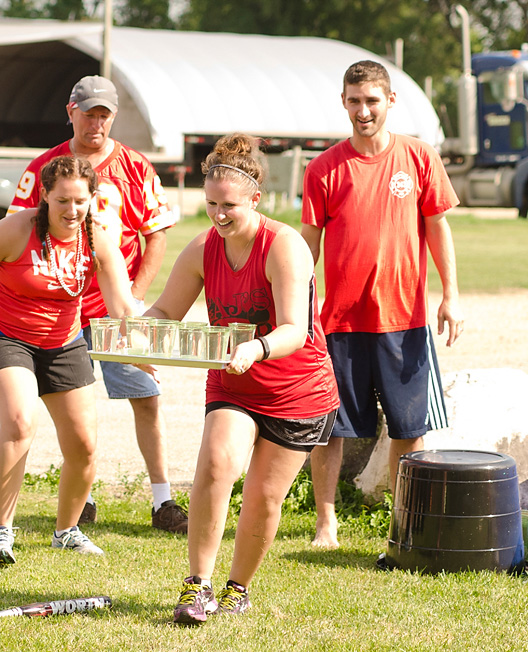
[207,276,317,340]
[31,246,90,292]
[389,171,414,199]
[93,182,124,245]
[207,287,272,335]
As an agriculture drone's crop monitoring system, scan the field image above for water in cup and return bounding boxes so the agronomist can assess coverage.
[179,323,206,358]
[229,323,256,350]
[90,318,122,353]
[125,316,152,355]
[151,320,178,357]
[204,326,230,361]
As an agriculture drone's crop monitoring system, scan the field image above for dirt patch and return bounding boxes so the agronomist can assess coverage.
[428,290,528,375]
[25,291,528,490]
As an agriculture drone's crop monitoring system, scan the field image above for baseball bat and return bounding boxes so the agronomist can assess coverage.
[0,595,111,618]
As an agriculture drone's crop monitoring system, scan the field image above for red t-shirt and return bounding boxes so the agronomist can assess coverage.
[8,140,176,322]
[204,214,339,419]
[302,134,459,334]
[0,226,94,348]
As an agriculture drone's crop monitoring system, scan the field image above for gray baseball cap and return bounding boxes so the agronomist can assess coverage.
[69,75,118,113]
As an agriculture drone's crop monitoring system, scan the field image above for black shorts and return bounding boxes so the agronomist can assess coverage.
[0,334,95,397]
[327,326,447,440]
[205,402,338,453]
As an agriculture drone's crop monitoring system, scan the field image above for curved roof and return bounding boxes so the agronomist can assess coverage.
[0,19,443,160]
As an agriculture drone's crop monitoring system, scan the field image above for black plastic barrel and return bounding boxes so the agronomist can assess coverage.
[386,450,524,573]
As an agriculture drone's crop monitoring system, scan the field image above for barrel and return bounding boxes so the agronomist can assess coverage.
[386,450,524,573]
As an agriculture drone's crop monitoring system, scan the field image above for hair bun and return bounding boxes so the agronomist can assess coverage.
[214,133,256,158]
[202,133,266,187]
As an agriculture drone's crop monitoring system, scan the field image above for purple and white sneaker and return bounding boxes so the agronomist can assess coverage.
[173,576,217,626]
[214,581,251,616]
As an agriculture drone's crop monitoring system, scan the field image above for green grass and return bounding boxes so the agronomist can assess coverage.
[147,211,528,304]
[13,210,521,649]
[1,472,527,652]
[431,214,528,294]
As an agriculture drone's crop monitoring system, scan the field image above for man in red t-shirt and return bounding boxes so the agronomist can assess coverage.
[8,76,188,534]
[301,60,464,549]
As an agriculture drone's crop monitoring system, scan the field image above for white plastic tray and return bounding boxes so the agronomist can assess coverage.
[89,351,229,369]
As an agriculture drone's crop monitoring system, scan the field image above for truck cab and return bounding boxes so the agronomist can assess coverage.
[473,52,528,167]
[444,48,528,215]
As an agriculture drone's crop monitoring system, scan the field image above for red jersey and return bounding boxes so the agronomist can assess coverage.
[204,214,339,419]
[0,226,94,348]
[302,134,459,334]
[7,140,176,322]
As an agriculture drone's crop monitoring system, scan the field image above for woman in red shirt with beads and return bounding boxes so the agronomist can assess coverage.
[0,156,133,564]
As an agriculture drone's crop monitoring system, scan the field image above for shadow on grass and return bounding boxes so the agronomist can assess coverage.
[15,512,159,539]
[12,513,57,534]
[15,511,238,545]
[81,520,237,541]
[281,547,381,571]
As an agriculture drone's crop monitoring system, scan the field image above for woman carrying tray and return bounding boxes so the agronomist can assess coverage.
[145,133,339,625]
[0,156,134,563]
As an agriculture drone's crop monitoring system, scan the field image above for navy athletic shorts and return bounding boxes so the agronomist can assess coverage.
[205,401,338,453]
[326,326,447,440]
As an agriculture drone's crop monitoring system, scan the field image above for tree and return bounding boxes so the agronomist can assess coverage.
[1,0,40,18]
[44,0,88,20]
[0,0,176,26]
[113,0,176,28]
[440,0,528,49]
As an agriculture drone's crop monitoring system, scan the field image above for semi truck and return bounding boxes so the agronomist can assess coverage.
[443,4,528,216]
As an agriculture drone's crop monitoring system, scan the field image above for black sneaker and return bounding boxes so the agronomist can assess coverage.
[215,581,251,616]
[152,500,188,534]
[77,501,97,524]
[173,576,217,626]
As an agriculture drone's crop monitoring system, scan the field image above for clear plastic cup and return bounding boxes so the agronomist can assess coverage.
[229,322,256,350]
[167,320,181,356]
[151,319,178,357]
[204,326,230,361]
[89,318,122,353]
[179,323,206,359]
[125,316,152,355]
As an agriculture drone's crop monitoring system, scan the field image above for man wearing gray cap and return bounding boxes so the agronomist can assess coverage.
[8,75,188,535]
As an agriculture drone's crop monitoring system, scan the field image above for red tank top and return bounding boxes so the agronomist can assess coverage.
[204,214,339,418]
[0,225,94,348]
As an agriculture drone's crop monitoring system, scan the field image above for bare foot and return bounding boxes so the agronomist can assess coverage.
[311,516,339,549]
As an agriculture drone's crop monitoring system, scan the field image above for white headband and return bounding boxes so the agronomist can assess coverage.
[208,164,259,188]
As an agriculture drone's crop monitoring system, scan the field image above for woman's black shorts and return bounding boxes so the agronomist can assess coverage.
[0,334,95,397]
[205,401,338,453]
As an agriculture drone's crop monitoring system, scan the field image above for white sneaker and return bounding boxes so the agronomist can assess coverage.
[0,526,16,564]
[51,526,104,555]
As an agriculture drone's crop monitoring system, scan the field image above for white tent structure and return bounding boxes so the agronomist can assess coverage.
[0,18,442,164]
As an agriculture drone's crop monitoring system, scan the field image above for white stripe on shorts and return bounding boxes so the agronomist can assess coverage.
[426,327,448,430]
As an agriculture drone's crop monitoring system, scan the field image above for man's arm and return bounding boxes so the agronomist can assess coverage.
[300,223,323,265]
[424,212,464,347]
[130,229,167,302]
[7,163,42,215]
